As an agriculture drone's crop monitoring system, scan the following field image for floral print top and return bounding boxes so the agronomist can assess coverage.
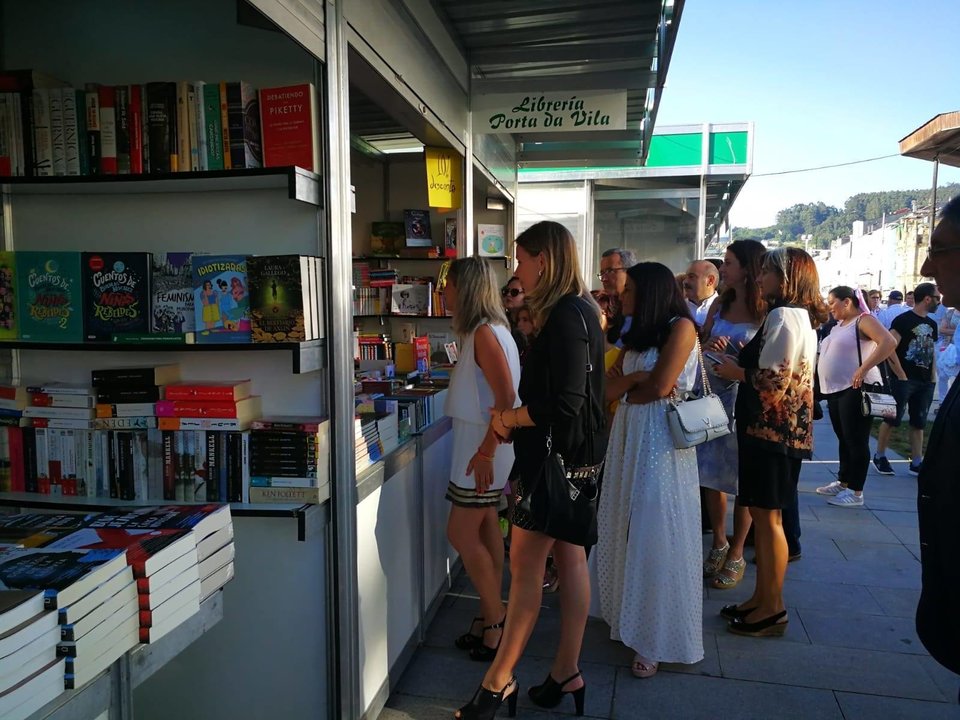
[735,305,818,459]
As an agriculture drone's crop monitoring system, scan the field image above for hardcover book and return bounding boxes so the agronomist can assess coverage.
[201,83,224,171]
[0,251,17,339]
[247,255,310,343]
[15,251,82,342]
[259,83,318,171]
[404,209,433,248]
[151,252,195,333]
[145,82,177,174]
[370,222,405,255]
[192,255,251,343]
[81,252,152,340]
[478,224,506,257]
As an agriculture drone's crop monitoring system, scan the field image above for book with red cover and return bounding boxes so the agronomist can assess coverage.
[44,527,195,579]
[96,85,117,174]
[154,396,260,419]
[164,381,252,402]
[128,84,144,174]
[258,83,317,171]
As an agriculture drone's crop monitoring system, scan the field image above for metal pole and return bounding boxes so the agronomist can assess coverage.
[324,1,361,717]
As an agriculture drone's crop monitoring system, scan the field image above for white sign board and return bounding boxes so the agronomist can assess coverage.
[473,90,628,134]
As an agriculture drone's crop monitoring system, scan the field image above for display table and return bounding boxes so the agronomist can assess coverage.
[26,593,224,720]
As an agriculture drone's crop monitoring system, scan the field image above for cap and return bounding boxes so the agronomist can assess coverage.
[889,290,904,301]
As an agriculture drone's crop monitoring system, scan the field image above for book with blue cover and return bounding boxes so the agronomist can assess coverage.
[0,546,129,609]
[192,255,251,343]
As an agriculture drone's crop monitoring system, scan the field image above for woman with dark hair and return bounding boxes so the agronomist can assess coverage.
[594,262,703,679]
[455,221,607,720]
[815,286,896,507]
[699,240,766,590]
[713,247,828,637]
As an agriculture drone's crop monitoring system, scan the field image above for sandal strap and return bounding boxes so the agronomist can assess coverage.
[556,671,581,688]
[482,616,507,632]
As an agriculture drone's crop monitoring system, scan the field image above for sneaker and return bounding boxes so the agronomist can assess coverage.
[828,489,864,507]
[816,480,844,496]
[873,455,895,475]
[909,461,922,475]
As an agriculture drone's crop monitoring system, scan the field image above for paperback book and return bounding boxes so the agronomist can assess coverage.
[247,255,310,343]
[403,209,432,248]
[15,251,82,342]
[151,252,195,333]
[192,255,250,343]
[81,252,152,340]
[0,252,16,339]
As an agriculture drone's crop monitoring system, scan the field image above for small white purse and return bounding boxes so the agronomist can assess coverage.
[665,336,732,450]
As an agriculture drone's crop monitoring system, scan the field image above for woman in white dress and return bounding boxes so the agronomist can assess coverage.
[596,262,704,679]
[443,257,522,661]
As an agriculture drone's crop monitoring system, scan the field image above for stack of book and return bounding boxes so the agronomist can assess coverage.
[354,416,384,472]
[92,364,179,428]
[0,590,63,720]
[248,417,329,505]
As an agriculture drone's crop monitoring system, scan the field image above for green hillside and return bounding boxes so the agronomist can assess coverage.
[732,183,960,249]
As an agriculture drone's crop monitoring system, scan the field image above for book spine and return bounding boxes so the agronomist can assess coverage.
[249,485,324,504]
[218,82,231,170]
[187,83,200,171]
[139,84,150,174]
[176,81,190,173]
[146,83,173,174]
[91,368,158,385]
[61,88,81,176]
[95,403,156,418]
[240,81,261,168]
[107,430,118,498]
[202,83,223,170]
[31,88,53,176]
[48,87,65,175]
[95,387,161,404]
[195,80,207,171]
[30,393,94,408]
[92,417,157,430]
[84,88,101,175]
[162,430,175,500]
[114,85,130,174]
[157,416,245,431]
[225,82,245,169]
[164,385,245,401]
[128,84,143,174]
[97,85,117,174]
[205,430,218,501]
[22,427,36,492]
[9,427,23,492]
[35,427,49,493]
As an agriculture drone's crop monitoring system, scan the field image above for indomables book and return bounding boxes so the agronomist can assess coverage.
[16,251,83,342]
[192,255,251,343]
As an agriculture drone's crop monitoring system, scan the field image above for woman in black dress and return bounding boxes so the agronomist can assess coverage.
[455,221,608,719]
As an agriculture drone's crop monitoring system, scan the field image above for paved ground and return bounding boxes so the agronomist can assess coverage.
[379,415,960,719]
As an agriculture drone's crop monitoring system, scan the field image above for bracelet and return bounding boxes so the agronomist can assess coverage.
[476,449,494,461]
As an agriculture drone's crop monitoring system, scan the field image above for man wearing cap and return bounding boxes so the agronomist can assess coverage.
[878,289,909,329]
[914,195,960,683]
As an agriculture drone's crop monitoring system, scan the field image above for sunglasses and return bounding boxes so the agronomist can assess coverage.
[501,288,523,298]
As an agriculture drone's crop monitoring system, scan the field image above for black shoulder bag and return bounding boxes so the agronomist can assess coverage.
[519,300,604,547]
[855,317,897,419]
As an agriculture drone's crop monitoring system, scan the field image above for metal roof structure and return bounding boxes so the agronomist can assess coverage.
[436,0,684,168]
[899,112,960,168]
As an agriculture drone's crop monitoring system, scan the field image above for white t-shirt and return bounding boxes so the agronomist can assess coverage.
[878,303,910,329]
[687,292,718,326]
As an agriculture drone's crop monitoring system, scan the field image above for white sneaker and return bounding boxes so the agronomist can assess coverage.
[828,489,864,507]
[816,480,844,496]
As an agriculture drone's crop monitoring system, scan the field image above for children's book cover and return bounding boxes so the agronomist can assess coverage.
[192,255,250,343]
[151,252,195,334]
[247,255,308,343]
[81,252,152,340]
[477,224,506,257]
[16,252,83,342]
[0,251,17,339]
[403,209,432,248]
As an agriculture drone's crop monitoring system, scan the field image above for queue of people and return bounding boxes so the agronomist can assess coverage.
[442,219,955,719]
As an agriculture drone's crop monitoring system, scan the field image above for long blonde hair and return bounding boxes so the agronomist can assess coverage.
[447,257,509,336]
[515,221,599,327]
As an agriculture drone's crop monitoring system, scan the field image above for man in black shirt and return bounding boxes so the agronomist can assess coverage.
[915,195,960,684]
[873,282,940,475]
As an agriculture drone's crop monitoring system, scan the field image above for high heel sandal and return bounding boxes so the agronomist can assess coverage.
[528,671,585,716]
[719,603,757,622]
[454,676,519,720]
[727,610,788,637]
[455,617,484,651]
[469,618,506,661]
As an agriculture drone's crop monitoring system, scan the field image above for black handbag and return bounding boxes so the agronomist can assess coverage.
[519,300,603,547]
[855,318,897,419]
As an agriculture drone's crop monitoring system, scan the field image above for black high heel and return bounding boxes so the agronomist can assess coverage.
[469,617,505,662]
[455,617,484,651]
[719,604,757,622]
[455,676,519,720]
[528,671,585,716]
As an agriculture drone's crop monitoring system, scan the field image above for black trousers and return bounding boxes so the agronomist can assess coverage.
[826,387,873,492]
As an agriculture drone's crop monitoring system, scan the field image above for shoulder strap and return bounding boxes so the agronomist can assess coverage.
[569,298,595,462]
[855,317,864,368]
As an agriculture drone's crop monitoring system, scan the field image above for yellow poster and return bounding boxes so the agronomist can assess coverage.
[424,147,462,209]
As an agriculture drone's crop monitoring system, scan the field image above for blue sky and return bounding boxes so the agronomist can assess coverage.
[656,0,960,228]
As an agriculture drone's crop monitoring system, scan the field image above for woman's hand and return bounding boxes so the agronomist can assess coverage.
[706,335,730,353]
[489,408,512,443]
[466,451,494,493]
[713,355,743,382]
[852,366,866,389]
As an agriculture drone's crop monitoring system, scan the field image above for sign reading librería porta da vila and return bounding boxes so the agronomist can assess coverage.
[473,90,628,134]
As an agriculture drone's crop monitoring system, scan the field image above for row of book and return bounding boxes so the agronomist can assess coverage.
[0,251,322,344]
[352,262,448,318]
[0,70,318,177]
[0,504,234,715]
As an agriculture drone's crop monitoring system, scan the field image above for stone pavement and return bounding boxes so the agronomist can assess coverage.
[379,416,960,719]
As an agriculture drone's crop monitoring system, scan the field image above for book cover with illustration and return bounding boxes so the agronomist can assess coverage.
[477,224,506,257]
[247,255,309,343]
[192,255,250,343]
[0,251,17,339]
[370,222,404,255]
[259,83,318,171]
[403,209,432,248]
[81,252,152,340]
[443,217,457,258]
[15,251,83,342]
[151,252,195,333]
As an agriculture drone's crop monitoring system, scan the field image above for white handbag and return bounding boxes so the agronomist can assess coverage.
[666,336,732,449]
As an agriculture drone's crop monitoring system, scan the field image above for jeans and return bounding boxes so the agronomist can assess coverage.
[826,387,873,492]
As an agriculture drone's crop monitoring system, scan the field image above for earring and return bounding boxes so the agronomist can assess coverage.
[538,269,543,278]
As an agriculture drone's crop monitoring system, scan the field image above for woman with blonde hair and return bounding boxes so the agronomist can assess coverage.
[455,221,608,719]
[443,258,522,661]
[713,247,828,637]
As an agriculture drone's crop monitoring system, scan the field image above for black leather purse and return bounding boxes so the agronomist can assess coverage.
[519,300,603,547]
